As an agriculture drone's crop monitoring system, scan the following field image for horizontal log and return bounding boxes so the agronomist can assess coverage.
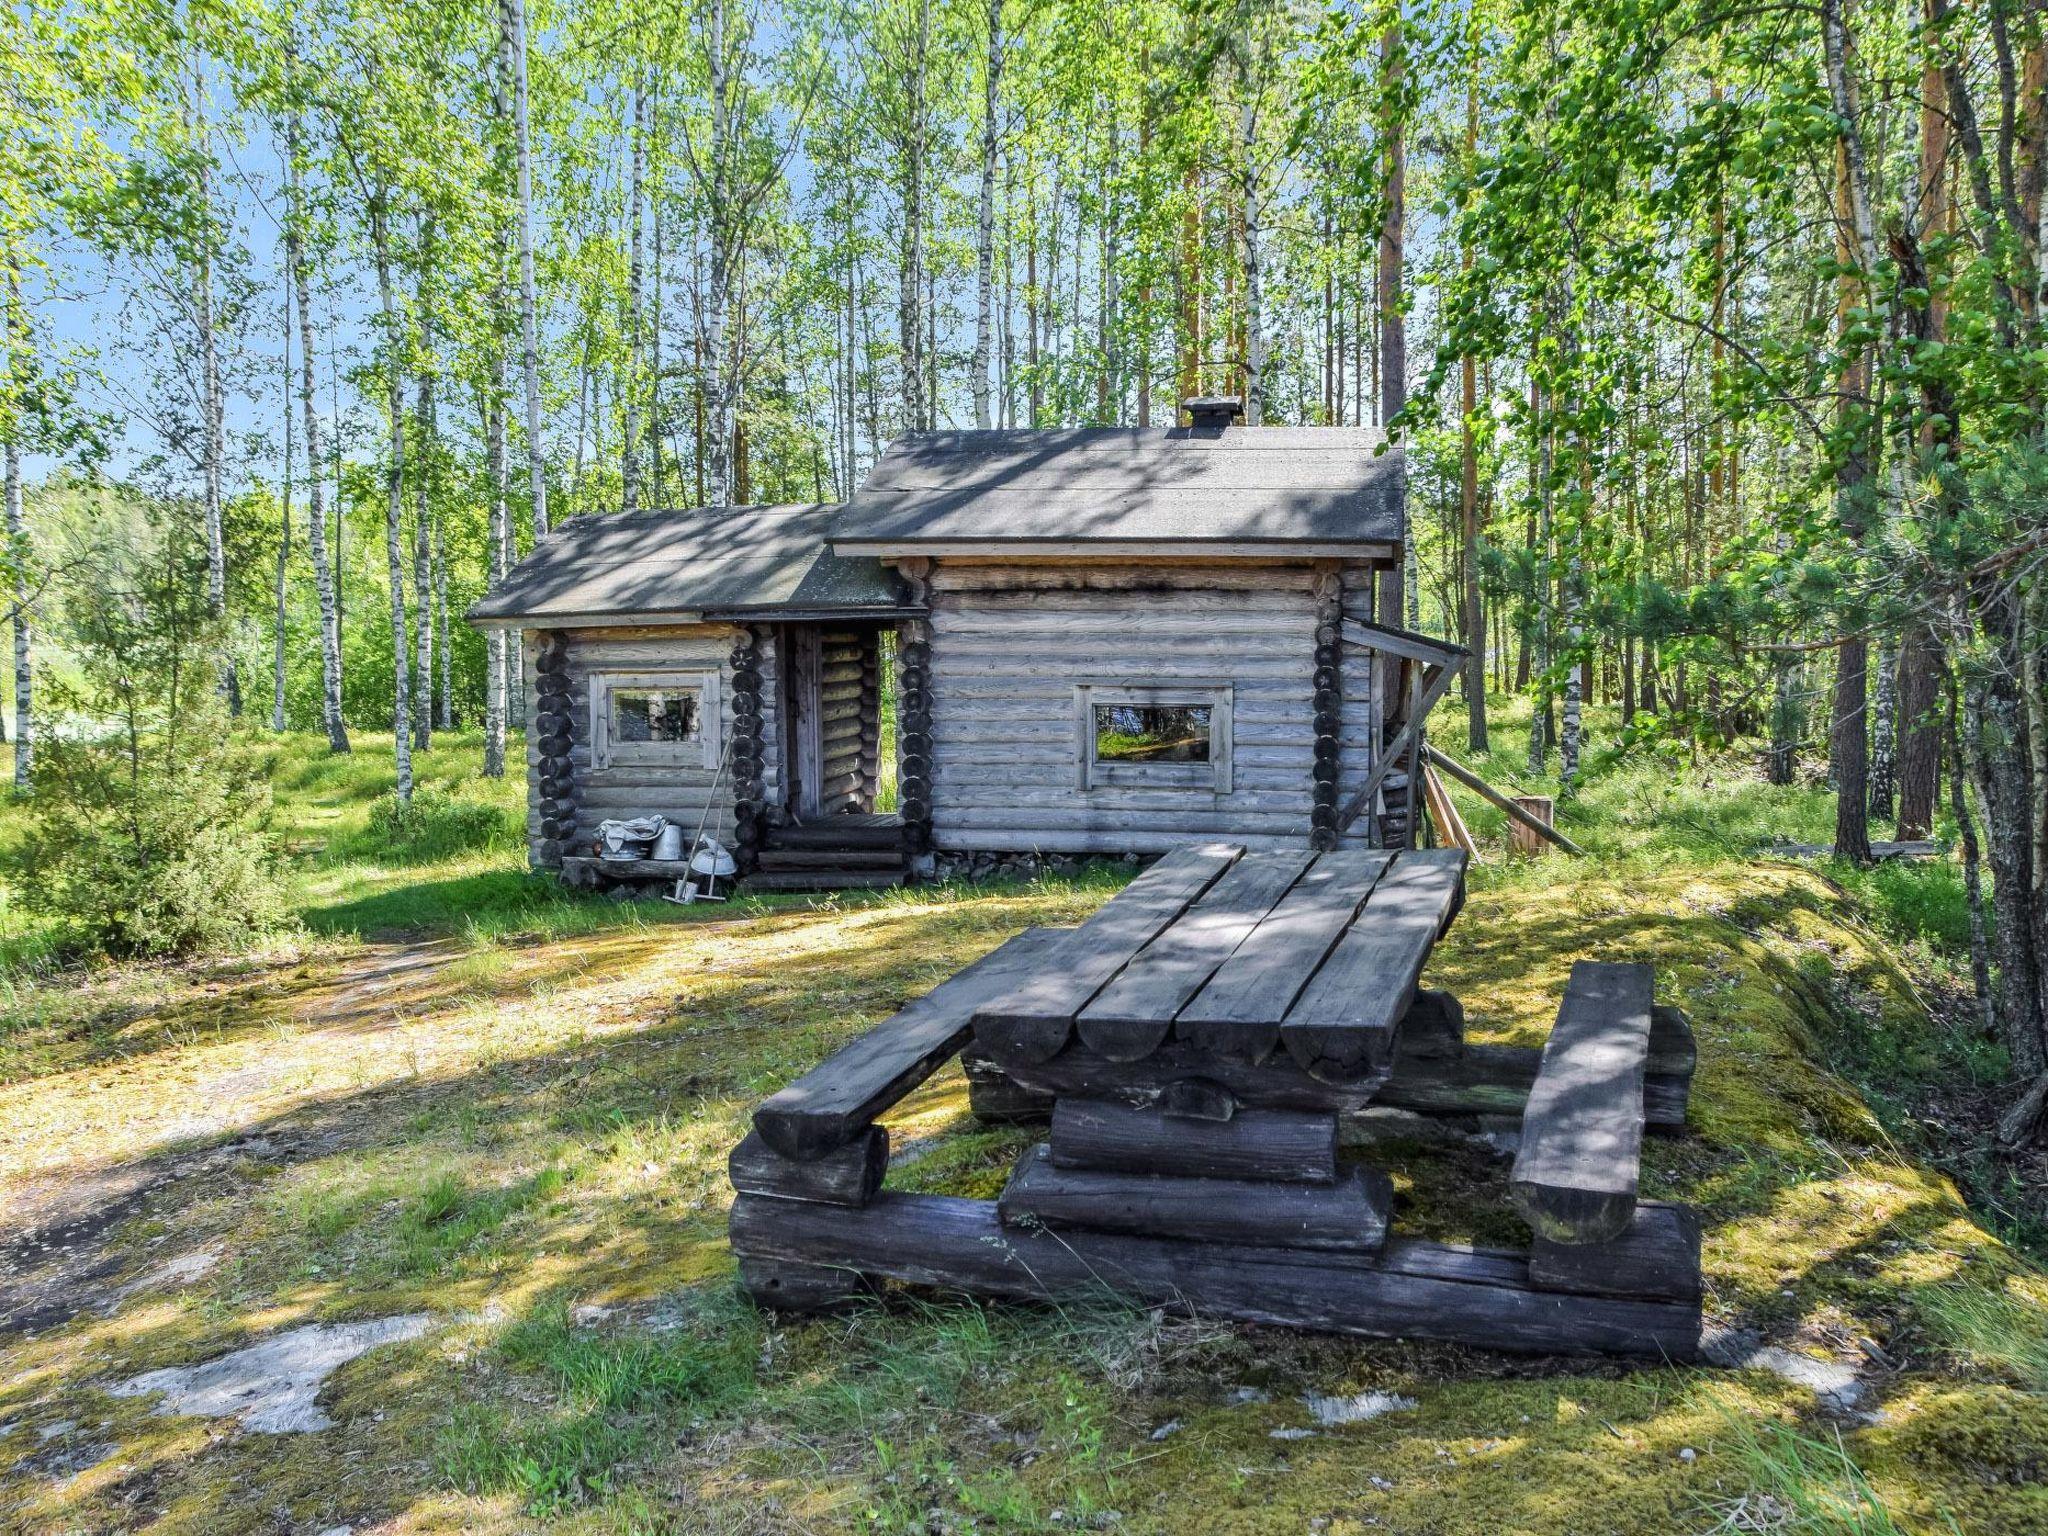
[982,1036,1389,1115]
[1378,1042,1689,1130]
[728,1127,887,1207]
[728,1191,1702,1360]
[1528,1201,1702,1303]
[736,1256,874,1314]
[1001,1146,1390,1252]
[1050,1098,1338,1183]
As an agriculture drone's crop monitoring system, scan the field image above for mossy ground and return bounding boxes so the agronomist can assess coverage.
[2,706,2044,1533]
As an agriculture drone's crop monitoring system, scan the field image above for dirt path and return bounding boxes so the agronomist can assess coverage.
[0,938,462,1340]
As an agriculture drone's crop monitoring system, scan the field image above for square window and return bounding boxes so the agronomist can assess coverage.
[589,670,721,770]
[614,688,698,744]
[1075,684,1232,793]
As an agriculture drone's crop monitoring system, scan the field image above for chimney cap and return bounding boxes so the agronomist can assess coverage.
[1182,395,1245,429]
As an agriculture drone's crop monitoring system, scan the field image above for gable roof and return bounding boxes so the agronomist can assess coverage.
[830,427,1405,555]
[467,504,906,629]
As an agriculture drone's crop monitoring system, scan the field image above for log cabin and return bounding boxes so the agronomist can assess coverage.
[469,400,1459,891]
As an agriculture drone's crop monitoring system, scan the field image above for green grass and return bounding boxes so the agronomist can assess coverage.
[4,705,2048,1534]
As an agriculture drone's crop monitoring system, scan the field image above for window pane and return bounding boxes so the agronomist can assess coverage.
[1094,703,1211,764]
[614,688,698,743]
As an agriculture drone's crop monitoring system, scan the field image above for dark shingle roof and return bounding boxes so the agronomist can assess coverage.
[831,427,1405,552]
[467,504,906,627]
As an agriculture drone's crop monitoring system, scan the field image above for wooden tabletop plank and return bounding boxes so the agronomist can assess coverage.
[1279,849,1467,1083]
[754,925,1071,1159]
[972,844,1242,1062]
[1510,960,1654,1244]
[1077,851,1313,1060]
[1175,849,1393,1062]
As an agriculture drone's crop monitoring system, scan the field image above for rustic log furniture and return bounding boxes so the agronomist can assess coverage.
[728,843,1702,1358]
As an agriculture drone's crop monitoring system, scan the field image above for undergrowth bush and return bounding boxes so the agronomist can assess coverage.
[360,785,519,863]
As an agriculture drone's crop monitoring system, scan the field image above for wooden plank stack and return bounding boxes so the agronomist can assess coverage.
[727,845,1705,1358]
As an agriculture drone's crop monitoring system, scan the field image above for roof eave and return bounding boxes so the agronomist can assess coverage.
[830,538,1401,561]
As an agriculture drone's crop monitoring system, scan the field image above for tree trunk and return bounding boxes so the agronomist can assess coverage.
[623,73,645,512]
[1828,125,1876,863]
[485,389,509,778]
[1963,615,2045,1077]
[1459,69,1486,752]
[1378,13,1409,636]
[1868,642,1896,820]
[1239,93,1264,425]
[971,0,1002,430]
[285,102,348,753]
[4,413,27,792]
[506,0,548,535]
[898,0,930,433]
[1946,656,1997,1036]
[412,230,436,753]
[369,188,414,804]
[274,273,294,733]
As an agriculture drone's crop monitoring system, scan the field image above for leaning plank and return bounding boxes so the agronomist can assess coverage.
[754,926,1071,1160]
[1649,1004,1698,1079]
[972,844,1242,1063]
[1280,850,1468,1084]
[1050,1098,1338,1183]
[1510,961,1654,1244]
[1176,850,1393,1063]
[729,1191,1702,1361]
[1528,1202,1702,1304]
[1077,851,1311,1061]
[1001,1146,1390,1252]
[728,1128,888,1207]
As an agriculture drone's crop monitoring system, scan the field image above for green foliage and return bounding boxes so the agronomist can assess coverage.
[18,508,290,958]
[357,783,520,864]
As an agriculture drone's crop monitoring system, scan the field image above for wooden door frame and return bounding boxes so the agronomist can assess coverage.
[785,624,825,820]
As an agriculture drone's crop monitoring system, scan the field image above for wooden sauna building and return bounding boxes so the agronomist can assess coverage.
[471,401,1457,891]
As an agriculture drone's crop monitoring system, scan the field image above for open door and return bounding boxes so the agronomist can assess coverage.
[785,626,824,819]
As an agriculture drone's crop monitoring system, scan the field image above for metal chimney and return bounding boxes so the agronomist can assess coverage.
[1182,395,1245,431]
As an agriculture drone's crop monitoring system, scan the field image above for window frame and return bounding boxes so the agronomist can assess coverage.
[1073,682,1234,794]
[589,670,722,772]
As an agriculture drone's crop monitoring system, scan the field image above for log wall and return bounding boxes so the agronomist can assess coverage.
[523,622,782,866]
[925,563,1381,854]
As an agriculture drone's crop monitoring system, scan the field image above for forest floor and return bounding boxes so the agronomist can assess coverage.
[1,705,2045,1535]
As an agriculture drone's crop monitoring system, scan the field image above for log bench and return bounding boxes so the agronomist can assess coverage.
[729,845,1704,1359]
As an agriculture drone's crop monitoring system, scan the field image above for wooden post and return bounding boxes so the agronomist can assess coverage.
[1309,566,1343,851]
[1507,795,1556,857]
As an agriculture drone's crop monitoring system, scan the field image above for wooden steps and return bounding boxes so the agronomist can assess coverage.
[746,812,911,892]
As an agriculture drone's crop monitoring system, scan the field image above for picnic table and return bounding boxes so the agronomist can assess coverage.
[728,844,1703,1359]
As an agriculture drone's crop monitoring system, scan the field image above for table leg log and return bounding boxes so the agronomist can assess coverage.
[1049,1098,1339,1184]
[729,1128,888,1208]
[1002,1146,1390,1252]
[1528,1202,1702,1304]
[729,1191,1702,1361]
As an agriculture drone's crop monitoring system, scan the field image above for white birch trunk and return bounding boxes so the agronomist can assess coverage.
[369,190,414,802]
[274,274,293,732]
[505,0,548,535]
[412,235,435,753]
[971,0,1003,430]
[4,422,27,792]
[484,386,509,777]
[194,104,235,714]
[286,108,348,752]
[623,74,645,512]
